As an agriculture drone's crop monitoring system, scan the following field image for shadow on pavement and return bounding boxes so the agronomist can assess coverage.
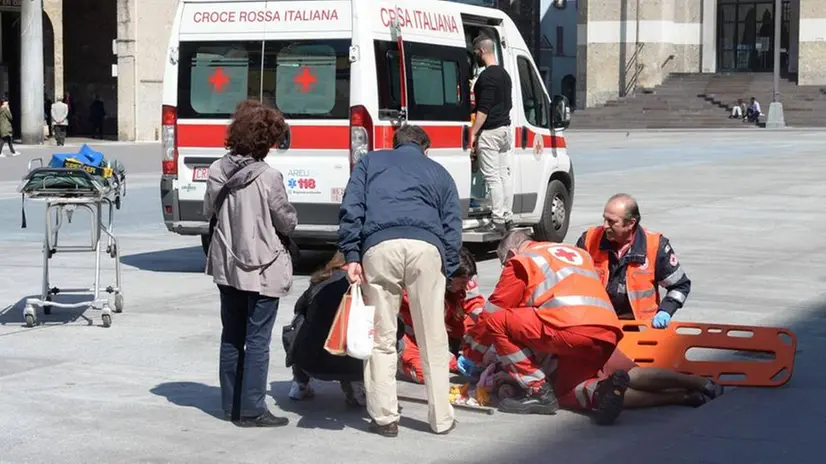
[270,379,432,434]
[150,381,226,420]
[120,246,207,273]
[0,294,101,327]
[121,246,336,276]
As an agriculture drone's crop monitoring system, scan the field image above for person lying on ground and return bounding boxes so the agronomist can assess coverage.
[398,247,484,383]
[581,348,725,410]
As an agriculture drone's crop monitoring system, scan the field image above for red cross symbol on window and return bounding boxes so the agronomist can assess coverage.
[294,66,317,93]
[208,68,230,93]
[552,247,581,265]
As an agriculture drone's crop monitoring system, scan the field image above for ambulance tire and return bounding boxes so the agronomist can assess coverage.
[533,179,570,243]
[200,233,211,255]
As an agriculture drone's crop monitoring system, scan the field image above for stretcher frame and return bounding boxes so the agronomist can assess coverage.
[617,320,797,387]
[17,159,126,328]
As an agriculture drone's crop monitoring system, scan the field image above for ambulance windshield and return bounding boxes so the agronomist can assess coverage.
[177,39,351,120]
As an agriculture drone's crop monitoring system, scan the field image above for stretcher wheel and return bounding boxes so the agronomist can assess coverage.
[114,293,124,313]
[101,314,112,328]
[24,305,36,327]
[492,373,523,401]
[109,244,117,259]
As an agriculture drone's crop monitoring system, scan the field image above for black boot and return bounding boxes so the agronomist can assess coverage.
[593,370,630,425]
[498,382,559,415]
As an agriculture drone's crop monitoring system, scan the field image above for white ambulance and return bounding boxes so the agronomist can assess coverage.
[159,0,575,253]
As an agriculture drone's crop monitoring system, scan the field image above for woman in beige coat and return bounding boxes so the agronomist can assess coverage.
[203,100,297,427]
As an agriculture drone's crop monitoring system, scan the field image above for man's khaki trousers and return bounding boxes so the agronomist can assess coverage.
[362,238,455,433]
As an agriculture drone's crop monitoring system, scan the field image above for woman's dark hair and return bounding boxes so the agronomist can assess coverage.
[224,99,288,160]
[453,247,477,278]
[310,251,347,285]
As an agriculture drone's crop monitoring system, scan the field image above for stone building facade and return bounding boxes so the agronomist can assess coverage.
[6,0,825,140]
[576,0,826,108]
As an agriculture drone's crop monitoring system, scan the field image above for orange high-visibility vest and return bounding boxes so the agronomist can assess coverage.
[510,242,622,332]
[582,226,661,321]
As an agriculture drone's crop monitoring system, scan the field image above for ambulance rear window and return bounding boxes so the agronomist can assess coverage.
[374,40,471,122]
[177,40,350,120]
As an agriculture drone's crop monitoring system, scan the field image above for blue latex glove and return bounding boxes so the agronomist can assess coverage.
[457,355,481,377]
[652,311,672,329]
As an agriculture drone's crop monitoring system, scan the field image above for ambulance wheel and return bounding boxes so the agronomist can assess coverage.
[493,374,523,401]
[200,233,212,255]
[533,179,570,243]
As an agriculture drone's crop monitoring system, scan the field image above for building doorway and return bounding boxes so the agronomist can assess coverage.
[0,11,55,138]
[717,0,790,72]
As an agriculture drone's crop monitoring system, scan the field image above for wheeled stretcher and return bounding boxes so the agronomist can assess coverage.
[16,157,127,328]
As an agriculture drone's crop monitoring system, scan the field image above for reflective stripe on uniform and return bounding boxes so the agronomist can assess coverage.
[666,290,687,303]
[464,335,489,354]
[469,307,483,322]
[483,300,501,314]
[499,348,534,366]
[514,368,546,388]
[628,288,656,301]
[523,251,602,306]
[659,267,685,287]
[539,295,615,312]
[574,378,600,409]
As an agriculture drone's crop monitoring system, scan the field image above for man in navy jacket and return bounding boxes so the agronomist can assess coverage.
[338,124,462,437]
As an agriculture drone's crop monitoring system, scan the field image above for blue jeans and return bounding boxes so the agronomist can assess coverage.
[218,285,279,419]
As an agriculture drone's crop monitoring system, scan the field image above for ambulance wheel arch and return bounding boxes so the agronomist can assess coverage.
[532,173,573,243]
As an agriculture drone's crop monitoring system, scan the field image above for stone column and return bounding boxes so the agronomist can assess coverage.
[44,0,64,99]
[797,0,826,84]
[116,0,138,141]
[21,0,45,145]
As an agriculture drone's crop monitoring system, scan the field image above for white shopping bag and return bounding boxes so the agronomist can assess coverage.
[345,284,376,360]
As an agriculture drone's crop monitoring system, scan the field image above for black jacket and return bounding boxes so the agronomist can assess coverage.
[283,270,404,382]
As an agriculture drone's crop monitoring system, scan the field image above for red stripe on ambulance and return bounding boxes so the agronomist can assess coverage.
[178,124,350,150]
[374,125,464,150]
[515,127,568,149]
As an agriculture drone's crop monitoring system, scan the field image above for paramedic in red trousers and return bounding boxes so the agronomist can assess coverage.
[398,248,485,383]
[469,34,515,232]
[462,230,631,424]
[339,124,462,437]
[576,193,691,328]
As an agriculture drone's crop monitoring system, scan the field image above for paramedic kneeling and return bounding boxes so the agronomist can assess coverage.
[472,230,630,424]
[577,193,691,328]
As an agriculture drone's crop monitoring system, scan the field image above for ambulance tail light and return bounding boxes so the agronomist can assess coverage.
[161,105,178,176]
[349,105,373,170]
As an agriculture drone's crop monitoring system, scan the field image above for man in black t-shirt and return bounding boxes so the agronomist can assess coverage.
[470,34,514,232]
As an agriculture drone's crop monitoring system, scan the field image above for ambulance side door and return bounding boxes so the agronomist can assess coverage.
[512,50,555,219]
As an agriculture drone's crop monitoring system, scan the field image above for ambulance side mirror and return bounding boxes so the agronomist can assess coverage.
[550,95,571,130]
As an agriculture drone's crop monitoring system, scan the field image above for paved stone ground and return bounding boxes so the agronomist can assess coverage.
[1,131,824,463]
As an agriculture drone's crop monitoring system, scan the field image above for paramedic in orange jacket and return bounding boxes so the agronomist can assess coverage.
[577,193,691,328]
[398,248,484,383]
[464,230,631,424]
